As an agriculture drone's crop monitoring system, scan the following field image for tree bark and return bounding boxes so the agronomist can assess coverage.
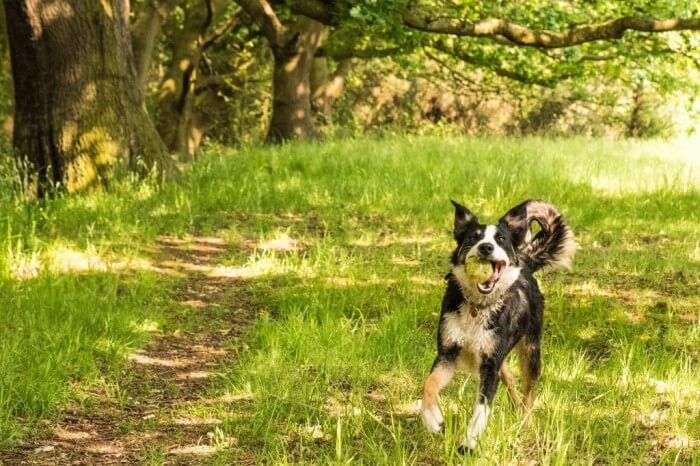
[266,16,325,143]
[156,0,230,158]
[235,0,328,143]
[131,0,179,92]
[311,57,352,118]
[0,1,13,139]
[4,0,174,198]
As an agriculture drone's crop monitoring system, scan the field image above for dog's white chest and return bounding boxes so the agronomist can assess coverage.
[441,305,498,373]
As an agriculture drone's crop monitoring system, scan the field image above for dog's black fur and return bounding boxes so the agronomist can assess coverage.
[420,199,576,452]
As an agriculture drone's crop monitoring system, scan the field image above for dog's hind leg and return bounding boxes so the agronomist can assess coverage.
[499,361,523,410]
[421,360,455,433]
[517,338,541,412]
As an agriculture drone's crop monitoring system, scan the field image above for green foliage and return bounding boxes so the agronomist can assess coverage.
[327,0,700,138]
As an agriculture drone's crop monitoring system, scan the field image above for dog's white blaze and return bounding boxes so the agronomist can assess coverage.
[470,225,509,264]
[464,403,491,450]
[421,402,443,433]
[455,223,519,307]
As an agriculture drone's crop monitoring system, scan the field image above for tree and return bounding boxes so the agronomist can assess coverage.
[131,0,180,93]
[131,0,254,157]
[310,57,353,120]
[394,2,700,134]
[4,0,175,198]
[393,2,700,84]
[235,0,327,142]
[154,0,237,157]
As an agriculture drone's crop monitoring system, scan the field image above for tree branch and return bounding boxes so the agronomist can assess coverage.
[424,50,475,85]
[422,49,499,94]
[290,0,337,26]
[203,0,214,30]
[235,0,287,46]
[402,9,700,48]
[312,58,352,100]
[201,8,244,49]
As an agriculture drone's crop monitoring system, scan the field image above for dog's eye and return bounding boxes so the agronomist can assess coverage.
[496,235,505,243]
[470,232,480,241]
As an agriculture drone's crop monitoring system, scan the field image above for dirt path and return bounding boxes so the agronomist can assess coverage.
[5,236,256,465]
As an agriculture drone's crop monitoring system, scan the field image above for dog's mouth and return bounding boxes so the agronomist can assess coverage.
[477,260,507,294]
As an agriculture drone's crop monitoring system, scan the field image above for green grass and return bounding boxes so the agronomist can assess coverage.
[1,136,699,463]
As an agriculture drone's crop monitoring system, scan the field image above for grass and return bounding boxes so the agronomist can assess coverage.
[1,136,699,464]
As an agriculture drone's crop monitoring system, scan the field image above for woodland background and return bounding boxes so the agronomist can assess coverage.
[1,0,700,197]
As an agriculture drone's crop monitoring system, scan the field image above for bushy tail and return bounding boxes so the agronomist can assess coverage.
[500,200,576,272]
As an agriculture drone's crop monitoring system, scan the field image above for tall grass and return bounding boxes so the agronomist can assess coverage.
[0,136,698,463]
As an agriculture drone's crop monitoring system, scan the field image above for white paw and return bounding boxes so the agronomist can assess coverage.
[421,402,443,433]
[461,403,490,452]
[461,435,478,451]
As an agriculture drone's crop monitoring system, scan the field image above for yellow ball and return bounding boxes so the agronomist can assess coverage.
[464,257,492,283]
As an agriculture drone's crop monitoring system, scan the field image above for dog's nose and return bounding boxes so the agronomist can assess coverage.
[478,243,494,255]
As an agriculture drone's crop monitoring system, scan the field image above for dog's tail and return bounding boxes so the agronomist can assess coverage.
[500,200,576,272]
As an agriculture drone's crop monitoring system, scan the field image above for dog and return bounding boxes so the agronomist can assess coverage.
[420,199,576,453]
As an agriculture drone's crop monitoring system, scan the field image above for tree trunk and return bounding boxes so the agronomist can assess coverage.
[266,16,325,143]
[0,1,13,140]
[157,0,228,158]
[184,85,227,156]
[4,0,174,198]
[311,57,352,119]
[131,0,179,92]
[627,82,648,138]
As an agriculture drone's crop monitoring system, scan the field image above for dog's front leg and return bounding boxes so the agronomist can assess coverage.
[421,358,456,432]
[460,357,500,453]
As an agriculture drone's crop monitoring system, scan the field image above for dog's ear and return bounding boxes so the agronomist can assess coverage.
[499,201,530,248]
[451,199,478,242]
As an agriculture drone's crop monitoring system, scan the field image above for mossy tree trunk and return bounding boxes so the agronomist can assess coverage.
[4,0,174,198]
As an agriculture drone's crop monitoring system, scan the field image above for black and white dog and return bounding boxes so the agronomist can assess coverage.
[421,199,576,452]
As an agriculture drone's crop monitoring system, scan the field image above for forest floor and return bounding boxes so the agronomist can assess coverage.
[0,136,699,465]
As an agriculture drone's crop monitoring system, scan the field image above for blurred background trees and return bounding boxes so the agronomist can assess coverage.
[1,0,699,196]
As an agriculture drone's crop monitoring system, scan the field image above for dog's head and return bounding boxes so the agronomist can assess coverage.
[450,200,523,298]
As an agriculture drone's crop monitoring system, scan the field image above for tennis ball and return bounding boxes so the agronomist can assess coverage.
[464,257,492,283]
